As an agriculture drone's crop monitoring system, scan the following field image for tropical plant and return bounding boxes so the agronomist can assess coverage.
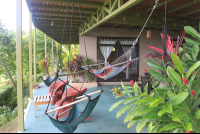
[110,26,200,133]
[38,58,49,76]
[66,54,83,80]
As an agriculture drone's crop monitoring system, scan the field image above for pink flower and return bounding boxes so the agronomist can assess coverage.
[130,80,134,87]
[185,131,193,133]
[143,69,147,72]
[182,77,188,86]
[191,89,196,97]
[6,82,9,85]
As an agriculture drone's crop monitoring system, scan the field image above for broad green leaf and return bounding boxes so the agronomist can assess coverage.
[138,106,155,115]
[160,123,182,131]
[123,96,139,105]
[127,120,137,128]
[121,81,132,97]
[185,61,200,79]
[145,60,162,71]
[172,128,179,133]
[124,110,139,123]
[139,93,148,98]
[135,97,158,104]
[109,99,126,112]
[167,90,176,99]
[148,122,155,133]
[180,115,190,124]
[150,98,163,108]
[178,47,192,60]
[134,81,139,96]
[192,98,200,109]
[136,118,149,133]
[163,102,172,113]
[158,109,166,117]
[144,83,148,93]
[184,122,193,131]
[178,101,191,113]
[144,109,160,119]
[172,109,187,121]
[167,66,182,87]
[169,92,189,105]
[151,88,167,97]
[190,71,198,82]
[185,26,200,39]
[194,110,200,119]
[184,37,200,46]
[191,119,200,133]
[171,53,184,75]
[192,44,199,61]
[152,81,159,88]
[116,104,133,118]
[151,58,162,63]
[147,69,171,83]
[158,117,172,122]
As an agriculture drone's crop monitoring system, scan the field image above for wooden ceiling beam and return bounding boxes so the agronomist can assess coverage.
[160,0,200,15]
[32,10,91,18]
[31,4,96,13]
[30,0,103,7]
[33,15,87,21]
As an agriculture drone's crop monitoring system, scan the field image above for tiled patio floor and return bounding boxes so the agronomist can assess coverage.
[21,76,147,133]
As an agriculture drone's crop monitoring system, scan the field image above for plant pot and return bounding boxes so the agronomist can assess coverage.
[42,75,49,80]
[33,83,40,89]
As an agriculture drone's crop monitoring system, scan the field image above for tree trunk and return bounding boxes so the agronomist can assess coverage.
[0,54,17,90]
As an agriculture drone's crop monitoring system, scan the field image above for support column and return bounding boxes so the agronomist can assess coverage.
[52,39,54,73]
[29,12,33,99]
[16,0,24,131]
[45,34,47,59]
[34,27,36,83]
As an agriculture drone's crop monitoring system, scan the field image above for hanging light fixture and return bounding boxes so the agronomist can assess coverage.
[147,27,152,38]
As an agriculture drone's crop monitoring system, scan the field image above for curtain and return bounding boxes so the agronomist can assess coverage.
[99,46,114,64]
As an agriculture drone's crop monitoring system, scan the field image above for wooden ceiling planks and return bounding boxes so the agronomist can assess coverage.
[26,0,200,44]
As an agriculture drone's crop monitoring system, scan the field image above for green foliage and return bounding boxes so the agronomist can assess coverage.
[83,58,95,81]
[110,26,200,133]
[0,105,18,127]
[0,85,17,110]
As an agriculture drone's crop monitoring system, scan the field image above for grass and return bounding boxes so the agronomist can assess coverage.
[0,117,18,133]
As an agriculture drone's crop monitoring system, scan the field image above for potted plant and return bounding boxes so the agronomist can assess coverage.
[33,82,40,89]
[109,26,200,133]
[39,58,49,80]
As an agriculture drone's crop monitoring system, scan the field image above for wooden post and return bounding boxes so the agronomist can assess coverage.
[34,27,36,83]
[29,12,33,99]
[16,0,24,131]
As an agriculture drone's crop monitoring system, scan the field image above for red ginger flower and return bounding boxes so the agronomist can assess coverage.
[130,80,134,87]
[191,89,196,97]
[182,77,188,86]
[6,82,9,85]
[185,131,193,133]
[143,69,147,72]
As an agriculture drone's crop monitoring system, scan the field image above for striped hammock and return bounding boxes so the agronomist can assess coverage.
[82,41,139,80]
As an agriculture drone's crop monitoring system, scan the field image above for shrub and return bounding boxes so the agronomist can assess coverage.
[0,85,17,110]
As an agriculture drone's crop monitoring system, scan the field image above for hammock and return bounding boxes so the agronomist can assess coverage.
[83,44,139,80]
[41,75,57,87]
[48,94,100,133]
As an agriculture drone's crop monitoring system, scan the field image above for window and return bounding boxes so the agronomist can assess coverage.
[97,37,139,82]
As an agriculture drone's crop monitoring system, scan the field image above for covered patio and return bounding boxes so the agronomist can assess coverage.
[15,0,200,132]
